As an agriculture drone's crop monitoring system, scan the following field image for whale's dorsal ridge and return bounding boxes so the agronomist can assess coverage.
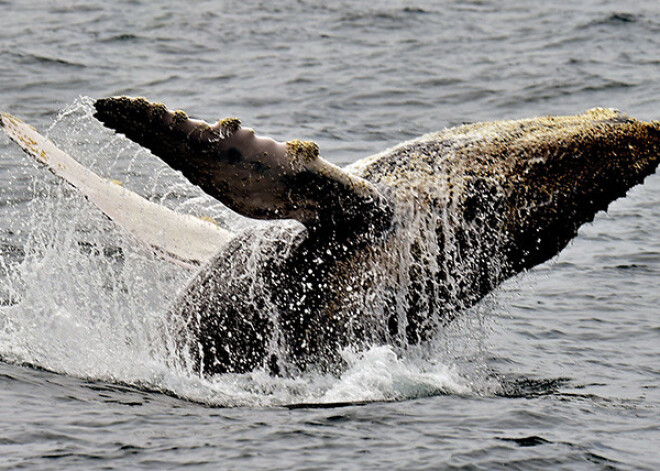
[93,96,392,241]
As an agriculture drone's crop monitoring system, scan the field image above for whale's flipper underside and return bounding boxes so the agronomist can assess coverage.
[93,97,392,241]
[0,112,232,268]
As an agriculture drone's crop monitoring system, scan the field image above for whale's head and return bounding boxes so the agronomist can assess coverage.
[460,108,660,274]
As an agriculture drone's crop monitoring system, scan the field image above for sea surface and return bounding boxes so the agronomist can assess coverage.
[0,1,659,469]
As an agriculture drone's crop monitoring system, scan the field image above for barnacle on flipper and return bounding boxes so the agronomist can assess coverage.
[172,110,188,124]
[150,102,168,118]
[132,97,150,110]
[286,139,320,164]
[217,117,242,137]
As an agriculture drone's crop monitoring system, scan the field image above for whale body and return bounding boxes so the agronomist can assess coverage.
[91,99,660,376]
[6,98,660,376]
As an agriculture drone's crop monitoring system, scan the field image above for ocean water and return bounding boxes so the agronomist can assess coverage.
[0,0,659,469]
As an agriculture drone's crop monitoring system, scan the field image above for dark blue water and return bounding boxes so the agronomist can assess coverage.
[1,1,659,469]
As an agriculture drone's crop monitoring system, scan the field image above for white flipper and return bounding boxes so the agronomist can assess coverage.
[0,112,232,268]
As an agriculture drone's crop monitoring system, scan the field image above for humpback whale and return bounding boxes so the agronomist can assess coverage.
[2,98,659,377]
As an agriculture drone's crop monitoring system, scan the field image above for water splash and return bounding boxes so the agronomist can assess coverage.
[0,98,499,406]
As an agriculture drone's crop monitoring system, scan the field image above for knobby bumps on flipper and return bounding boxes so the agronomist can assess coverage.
[286,139,320,164]
[216,117,242,138]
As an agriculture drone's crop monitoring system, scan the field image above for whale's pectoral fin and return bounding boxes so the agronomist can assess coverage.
[0,112,232,268]
[93,97,392,241]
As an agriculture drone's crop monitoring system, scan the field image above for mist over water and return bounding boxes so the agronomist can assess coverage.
[0,0,659,469]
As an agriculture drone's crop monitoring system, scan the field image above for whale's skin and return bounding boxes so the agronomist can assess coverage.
[92,100,660,376]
